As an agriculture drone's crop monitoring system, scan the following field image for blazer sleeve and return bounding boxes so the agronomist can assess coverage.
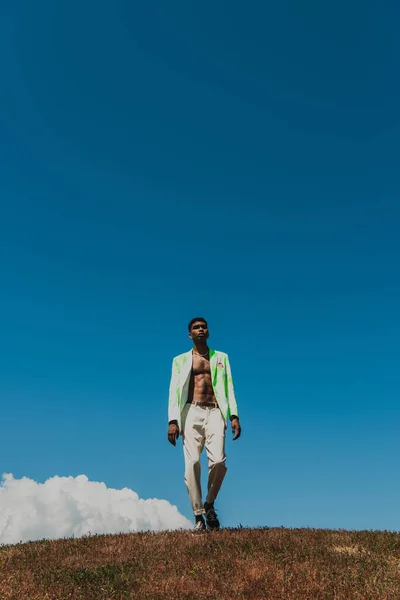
[225,354,239,419]
[168,358,180,425]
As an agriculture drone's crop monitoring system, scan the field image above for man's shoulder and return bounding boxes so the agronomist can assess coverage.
[212,349,228,358]
[172,350,192,362]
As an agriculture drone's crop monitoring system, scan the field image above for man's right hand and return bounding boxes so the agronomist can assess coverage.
[168,424,180,446]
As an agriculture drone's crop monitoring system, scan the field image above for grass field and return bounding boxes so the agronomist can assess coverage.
[1,527,400,599]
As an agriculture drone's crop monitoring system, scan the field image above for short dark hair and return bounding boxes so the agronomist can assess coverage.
[188,317,208,332]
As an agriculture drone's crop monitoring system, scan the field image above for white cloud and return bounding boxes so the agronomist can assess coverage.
[0,473,191,545]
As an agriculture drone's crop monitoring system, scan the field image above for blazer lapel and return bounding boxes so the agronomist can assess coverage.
[209,348,217,385]
[179,350,193,388]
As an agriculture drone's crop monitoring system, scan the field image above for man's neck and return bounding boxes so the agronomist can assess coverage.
[193,343,209,355]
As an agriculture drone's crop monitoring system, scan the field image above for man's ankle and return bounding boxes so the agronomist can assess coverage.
[195,514,205,523]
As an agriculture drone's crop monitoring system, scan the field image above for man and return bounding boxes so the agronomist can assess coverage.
[168,317,241,532]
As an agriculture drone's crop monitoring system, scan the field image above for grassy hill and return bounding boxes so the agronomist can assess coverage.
[1,527,400,599]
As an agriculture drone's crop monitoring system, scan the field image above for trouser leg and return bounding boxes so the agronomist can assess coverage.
[204,407,227,505]
[182,405,206,516]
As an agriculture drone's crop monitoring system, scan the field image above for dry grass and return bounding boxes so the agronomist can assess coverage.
[1,527,400,599]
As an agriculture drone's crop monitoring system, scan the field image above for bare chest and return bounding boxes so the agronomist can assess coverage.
[191,353,211,377]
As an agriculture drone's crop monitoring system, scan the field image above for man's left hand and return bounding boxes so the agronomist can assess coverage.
[231,418,241,441]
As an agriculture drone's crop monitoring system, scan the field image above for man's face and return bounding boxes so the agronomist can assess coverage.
[189,321,209,343]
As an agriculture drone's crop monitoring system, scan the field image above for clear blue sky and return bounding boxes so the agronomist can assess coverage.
[1,0,399,531]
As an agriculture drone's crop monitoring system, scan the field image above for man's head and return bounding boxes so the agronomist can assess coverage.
[188,317,209,343]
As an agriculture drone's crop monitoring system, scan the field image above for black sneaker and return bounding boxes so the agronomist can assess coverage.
[204,502,220,530]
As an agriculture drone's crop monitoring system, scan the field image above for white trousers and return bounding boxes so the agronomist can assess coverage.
[181,403,227,516]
